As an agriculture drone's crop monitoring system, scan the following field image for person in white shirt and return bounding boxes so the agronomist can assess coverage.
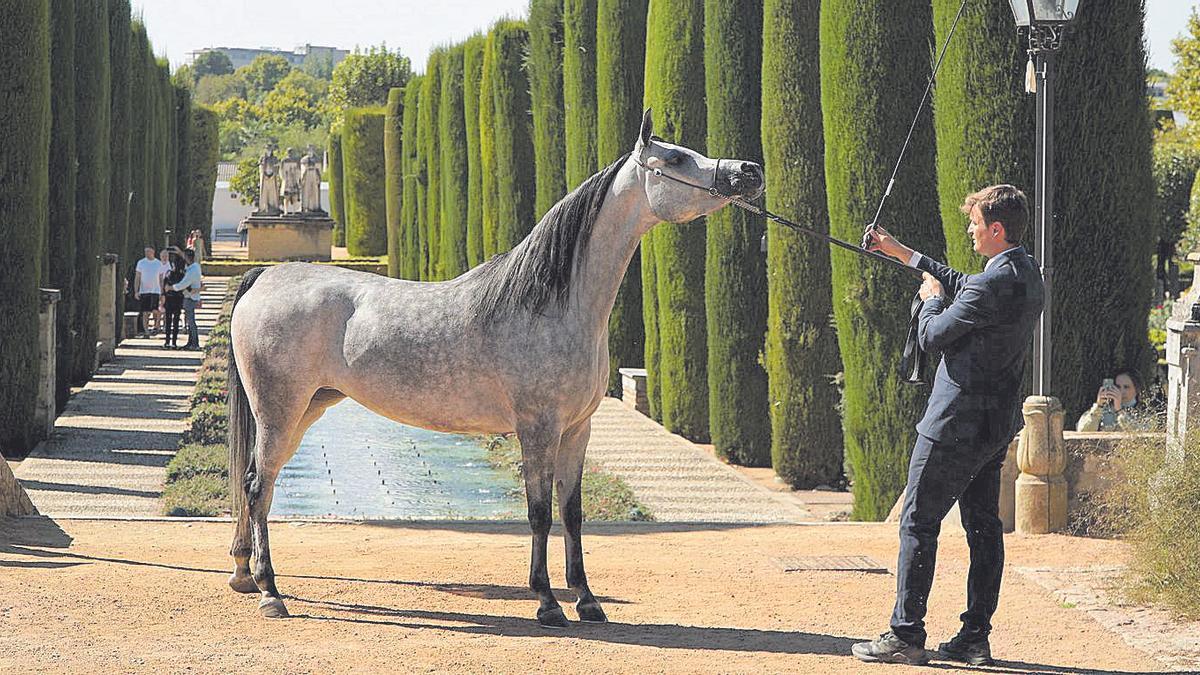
[133,247,163,339]
[171,248,204,350]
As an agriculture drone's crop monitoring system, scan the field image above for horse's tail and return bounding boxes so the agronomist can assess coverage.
[228,267,267,517]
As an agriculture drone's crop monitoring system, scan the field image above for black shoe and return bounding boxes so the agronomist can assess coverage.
[938,632,993,666]
[852,631,929,665]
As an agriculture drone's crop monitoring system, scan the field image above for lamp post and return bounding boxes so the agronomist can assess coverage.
[1007,0,1083,396]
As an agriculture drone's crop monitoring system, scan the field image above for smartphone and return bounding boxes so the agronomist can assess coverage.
[1102,378,1115,388]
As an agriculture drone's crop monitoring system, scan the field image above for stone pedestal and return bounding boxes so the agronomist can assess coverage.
[243,214,335,261]
[35,288,61,439]
[1015,395,1067,534]
[619,368,649,415]
[97,254,118,364]
[1165,285,1200,464]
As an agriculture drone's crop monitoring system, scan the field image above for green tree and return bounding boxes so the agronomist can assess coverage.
[822,0,946,519]
[1154,138,1200,251]
[191,49,233,82]
[0,0,50,455]
[194,72,247,105]
[528,0,568,220]
[401,79,423,279]
[261,70,326,128]
[645,0,709,441]
[48,0,77,409]
[418,50,443,279]
[174,84,193,239]
[328,133,346,246]
[439,44,469,279]
[479,35,498,259]
[463,34,486,268]
[596,0,647,395]
[489,20,536,254]
[229,155,259,207]
[72,0,111,383]
[563,0,598,190]
[762,0,843,487]
[385,86,404,278]
[238,53,292,102]
[188,106,220,241]
[704,0,769,465]
[1169,10,1200,141]
[107,0,131,262]
[342,107,388,256]
[327,45,412,124]
[126,21,152,262]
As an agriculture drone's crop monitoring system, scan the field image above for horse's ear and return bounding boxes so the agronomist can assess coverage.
[638,108,653,147]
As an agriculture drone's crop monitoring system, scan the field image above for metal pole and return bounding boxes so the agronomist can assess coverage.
[1032,50,1056,396]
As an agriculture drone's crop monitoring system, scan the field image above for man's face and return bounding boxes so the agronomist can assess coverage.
[967,205,1006,256]
[1115,374,1138,405]
[144,248,155,260]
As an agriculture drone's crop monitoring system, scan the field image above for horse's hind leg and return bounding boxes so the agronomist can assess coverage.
[517,419,567,628]
[555,420,606,623]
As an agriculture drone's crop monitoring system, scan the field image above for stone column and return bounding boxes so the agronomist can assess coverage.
[35,288,61,439]
[97,253,118,364]
[1165,286,1200,464]
[1015,395,1067,534]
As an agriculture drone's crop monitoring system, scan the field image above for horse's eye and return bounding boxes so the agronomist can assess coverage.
[664,150,683,165]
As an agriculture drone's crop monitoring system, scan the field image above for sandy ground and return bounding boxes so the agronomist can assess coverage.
[0,518,1168,674]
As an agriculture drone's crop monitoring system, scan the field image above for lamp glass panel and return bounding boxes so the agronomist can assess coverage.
[1032,0,1081,22]
[1008,0,1031,26]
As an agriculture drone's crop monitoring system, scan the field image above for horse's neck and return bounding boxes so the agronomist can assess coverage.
[569,161,657,332]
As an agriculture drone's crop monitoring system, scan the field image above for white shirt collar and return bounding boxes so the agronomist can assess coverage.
[984,246,1021,272]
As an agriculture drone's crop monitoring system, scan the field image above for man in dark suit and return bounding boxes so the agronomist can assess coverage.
[851,185,1045,666]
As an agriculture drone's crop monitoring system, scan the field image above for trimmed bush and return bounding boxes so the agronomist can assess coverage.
[188,106,220,241]
[645,0,709,441]
[439,44,469,279]
[165,444,227,483]
[480,36,498,259]
[173,84,193,240]
[528,0,568,220]
[640,236,661,420]
[489,21,536,253]
[328,132,346,246]
[762,0,844,488]
[463,35,486,268]
[419,50,443,279]
[126,23,151,263]
[563,0,598,190]
[596,0,647,395]
[401,78,423,280]
[48,0,77,410]
[342,106,388,256]
[821,0,947,520]
[183,401,229,446]
[107,0,130,259]
[385,86,404,278]
[0,0,51,456]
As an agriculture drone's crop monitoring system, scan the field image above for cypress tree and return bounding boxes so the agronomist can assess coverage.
[490,21,536,253]
[439,44,469,279]
[154,64,171,244]
[419,50,443,279]
[327,133,346,246]
[563,0,598,190]
[188,106,220,242]
[0,0,51,455]
[48,0,77,409]
[146,64,163,250]
[401,80,422,279]
[596,0,647,396]
[173,84,192,239]
[463,34,486,268]
[127,23,151,263]
[73,0,111,383]
[107,0,130,260]
[704,0,769,465]
[385,86,404,278]
[645,0,709,441]
[342,106,388,257]
[479,34,498,259]
[762,0,843,487]
[1052,0,1155,422]
[822,0,946,519]
[933,0,1033,272]
[641,235,661,420]
[528,0,568,219]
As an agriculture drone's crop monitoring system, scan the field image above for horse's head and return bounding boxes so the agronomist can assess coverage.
[632,108,764,224]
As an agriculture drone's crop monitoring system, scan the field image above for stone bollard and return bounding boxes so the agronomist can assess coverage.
[35,288,61,439]
[1015,395,1067,534]
[97,253,118,364]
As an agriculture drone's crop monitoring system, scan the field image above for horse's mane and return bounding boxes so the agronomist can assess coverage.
[470,152,631,321]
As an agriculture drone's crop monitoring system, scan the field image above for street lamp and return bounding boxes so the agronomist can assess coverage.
[1007,0,1083,396]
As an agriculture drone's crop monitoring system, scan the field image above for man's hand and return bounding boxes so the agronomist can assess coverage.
[134,292,140,300]
[919,272,943,301]
[864,225,915,263]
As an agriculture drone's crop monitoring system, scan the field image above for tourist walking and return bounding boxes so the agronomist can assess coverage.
[853,185,1045,667]
[133,247,162,339]
[170,248,203,350]
[160,249,186,349]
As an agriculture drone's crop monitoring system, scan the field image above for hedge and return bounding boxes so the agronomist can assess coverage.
[173,84,193,243]
[463,34,486,268]
[188,106,220,242]
[107,0,131,260]
[401,78,423,279]
[704,0,769,466]
[821,0,947,519]
[439,44,469,279]
[563,0,598,190]
[126,24,150,261]
[48,0,77,410]
[385,86,404,278]
[327,132,346,246]
[479,36,498,259]
[762,0,844,487]
[341,106,388,256]
[0,0,50,455]
[489,21,536,254]
[645,0,709,441]
[528,0,567,220]
[419,50,444,279]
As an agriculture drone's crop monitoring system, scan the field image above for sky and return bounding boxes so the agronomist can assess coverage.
[134,0,1195,74]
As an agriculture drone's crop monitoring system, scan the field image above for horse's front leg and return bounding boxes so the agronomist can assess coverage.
[517,420,567,628]
[556,419,606,623]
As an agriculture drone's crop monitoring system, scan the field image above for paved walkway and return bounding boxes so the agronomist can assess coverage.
[11,279,227,516]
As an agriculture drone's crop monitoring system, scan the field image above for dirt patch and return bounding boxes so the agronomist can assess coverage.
[0,518,1168,674]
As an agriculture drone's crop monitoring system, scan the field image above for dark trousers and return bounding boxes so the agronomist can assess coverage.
[183,298,199,347]
[890,433,1008,647]
[164,296,183,346]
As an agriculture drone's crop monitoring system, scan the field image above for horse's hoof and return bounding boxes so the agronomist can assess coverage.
[229,573,259,594]
[258,596,289,618]
[576,601,608,623]
[537,606,569,628]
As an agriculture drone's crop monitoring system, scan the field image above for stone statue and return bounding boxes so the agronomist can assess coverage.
[300,145,325,214]
[281,147,302,213]
[255,146,282,216]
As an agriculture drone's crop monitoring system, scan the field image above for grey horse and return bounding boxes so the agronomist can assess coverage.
[226,109,765,626]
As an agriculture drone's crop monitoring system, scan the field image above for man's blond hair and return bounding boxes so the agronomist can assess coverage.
[960,184,1029,244]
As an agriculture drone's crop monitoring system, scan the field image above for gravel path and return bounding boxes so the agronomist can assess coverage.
[12,279,227,516]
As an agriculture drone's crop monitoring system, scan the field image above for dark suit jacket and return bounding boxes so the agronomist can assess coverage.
[914,247,1044,449]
